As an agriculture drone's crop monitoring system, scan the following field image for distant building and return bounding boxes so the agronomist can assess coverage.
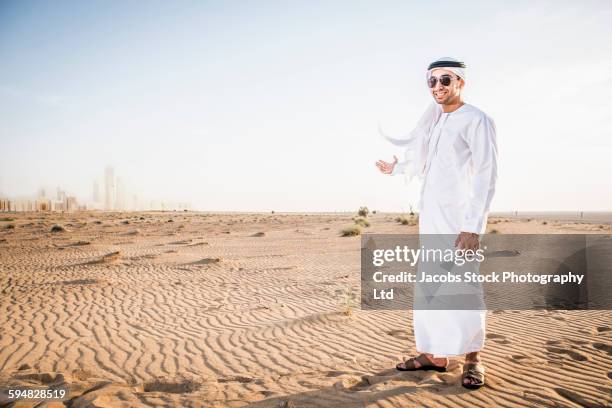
[93,181,100,203]
[56,187,66,202]
[131,194,139,211]
[66,196,77,212]
[0,199,11,211]
[37,199,51,211]
[115,177,125,211]
[105,166,115,210]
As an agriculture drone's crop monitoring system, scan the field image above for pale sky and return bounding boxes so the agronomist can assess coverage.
[1,0,611,212]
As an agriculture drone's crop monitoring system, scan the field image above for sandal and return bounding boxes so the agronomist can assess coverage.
[462,362,485,389]
[396,354,448,372]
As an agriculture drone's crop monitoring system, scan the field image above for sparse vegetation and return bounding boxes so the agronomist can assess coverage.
[341,225,362,237]
[5,224,15,229]
[342,286,357,316]
[357,206,369,217]
[353,217,370,228]
[396,214,418,226]
[542,221,547,225]
[489,229,499,234]
[397,216,408,225]
[50,224,66,232]
[0,217,15,222]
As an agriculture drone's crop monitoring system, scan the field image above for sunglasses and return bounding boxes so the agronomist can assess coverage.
[427,74,460,88]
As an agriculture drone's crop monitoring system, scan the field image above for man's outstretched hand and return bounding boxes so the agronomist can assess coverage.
[455,232,479,251]
[376,155,398,175]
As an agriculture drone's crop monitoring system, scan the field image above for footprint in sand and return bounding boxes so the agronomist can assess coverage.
[591,342,612,356]
[546,346,589,361]
[554,387,594,407]
[189,258,221,265]
[59,279,99,286]
[325,370,352,378]
[566,338,588,345]
[486,333,510,344]
[217,375,254,384]
[510,354,529,362]
[386,330,409,340]
[14,372,65,384]
[143,377,202,393]
[169,239,193,245]
[344,375,376,392]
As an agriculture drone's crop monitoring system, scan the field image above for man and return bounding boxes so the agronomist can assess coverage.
[375,57,498,389]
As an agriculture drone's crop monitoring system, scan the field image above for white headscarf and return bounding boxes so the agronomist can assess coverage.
[426,56,466,82]
[379,57,465,183]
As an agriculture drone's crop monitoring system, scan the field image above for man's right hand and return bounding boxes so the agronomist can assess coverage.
[376,155,398,175]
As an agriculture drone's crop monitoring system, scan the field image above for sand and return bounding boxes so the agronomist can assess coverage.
[0,212,610,407]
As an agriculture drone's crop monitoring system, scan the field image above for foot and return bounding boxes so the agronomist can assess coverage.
[463,352,484,387]
[396,353,448,370]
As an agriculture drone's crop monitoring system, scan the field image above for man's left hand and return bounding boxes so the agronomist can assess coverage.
[455,232,479,251]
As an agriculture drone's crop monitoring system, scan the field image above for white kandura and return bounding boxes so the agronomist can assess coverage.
[381,100,498,357]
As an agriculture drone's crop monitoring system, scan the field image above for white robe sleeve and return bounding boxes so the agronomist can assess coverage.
[391,157,409,176]
[380,102,441,182]
[460,114,498,234]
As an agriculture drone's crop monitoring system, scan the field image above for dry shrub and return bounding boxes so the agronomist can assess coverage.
[353,217,370,227]
[341,225,362,237]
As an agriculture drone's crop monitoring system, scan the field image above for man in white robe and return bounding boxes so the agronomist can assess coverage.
[376,57,498,388]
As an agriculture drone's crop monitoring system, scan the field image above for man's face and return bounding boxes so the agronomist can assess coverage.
[429,68,464,105]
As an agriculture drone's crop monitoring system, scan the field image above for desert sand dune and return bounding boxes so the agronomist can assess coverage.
[0,212,610,407]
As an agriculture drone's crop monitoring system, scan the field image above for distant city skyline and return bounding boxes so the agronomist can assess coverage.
[0,164,190,212]
[1,1,611,212]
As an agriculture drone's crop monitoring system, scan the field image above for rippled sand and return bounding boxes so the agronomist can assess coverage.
[0,212,610,407]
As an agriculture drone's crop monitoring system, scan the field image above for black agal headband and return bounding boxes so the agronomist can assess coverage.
[427,60,466,70]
